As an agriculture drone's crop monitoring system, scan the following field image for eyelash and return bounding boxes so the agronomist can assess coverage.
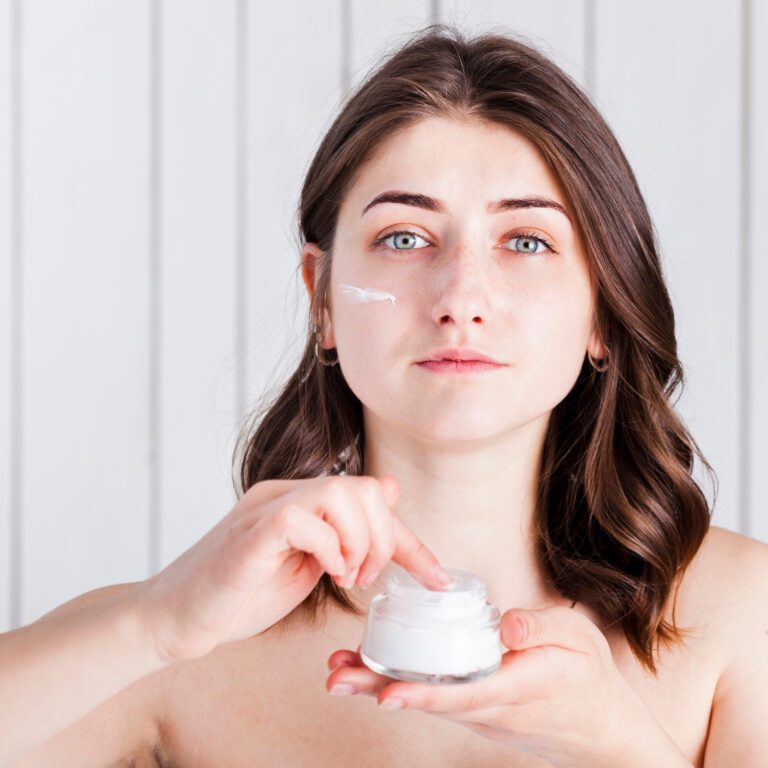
[371,229,556,255]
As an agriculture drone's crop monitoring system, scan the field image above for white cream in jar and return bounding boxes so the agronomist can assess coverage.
[360,566,503,684]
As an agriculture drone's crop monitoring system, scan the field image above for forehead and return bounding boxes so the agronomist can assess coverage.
[341,115,567,215]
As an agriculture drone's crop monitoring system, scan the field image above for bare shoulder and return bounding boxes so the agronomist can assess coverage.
[688,526,768,763]
[690,524,768,609]
[701,522,768,566]
[676,524,768,622]
[675,523,768,678]
[654,524,767,674]
[703,523,768,648]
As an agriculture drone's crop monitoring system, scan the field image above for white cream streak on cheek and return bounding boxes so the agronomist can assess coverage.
[340,283,397,306]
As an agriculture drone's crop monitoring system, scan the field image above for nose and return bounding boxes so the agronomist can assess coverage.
[429,243,492,328]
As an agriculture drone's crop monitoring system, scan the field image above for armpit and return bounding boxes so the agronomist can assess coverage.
[109,747,162,768]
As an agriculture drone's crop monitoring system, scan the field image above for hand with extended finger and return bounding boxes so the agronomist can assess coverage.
[325,605,694,767]
[138,474,452,665]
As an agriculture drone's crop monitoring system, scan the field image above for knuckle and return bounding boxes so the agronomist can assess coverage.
[357,476,381,500]
[368,549,390,574]
[274,502,302,529]
[322,476,347,495]
[320,477,349,508]
[322,525,341,553]
[527,613,545,644]
[352,536,372,569]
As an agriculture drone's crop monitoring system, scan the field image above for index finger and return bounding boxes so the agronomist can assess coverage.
[391,514,454,591]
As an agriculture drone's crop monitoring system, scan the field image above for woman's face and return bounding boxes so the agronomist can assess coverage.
[303,116,604,445]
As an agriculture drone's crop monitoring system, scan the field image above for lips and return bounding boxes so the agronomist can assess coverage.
[418,347,503,364]
[417,359,502,373]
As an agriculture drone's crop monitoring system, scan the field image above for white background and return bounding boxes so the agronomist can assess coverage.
[1,0,766,632]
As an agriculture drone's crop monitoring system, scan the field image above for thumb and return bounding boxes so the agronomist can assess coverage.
[501,607,549,650]
[501,605,588,652]
[376,474,400,510]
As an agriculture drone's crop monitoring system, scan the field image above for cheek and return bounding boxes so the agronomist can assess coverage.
[515,280,593,388]
[332,268,419,352]
[332,299,405,381]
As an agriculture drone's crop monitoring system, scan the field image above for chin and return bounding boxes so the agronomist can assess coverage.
[407,417,517,446]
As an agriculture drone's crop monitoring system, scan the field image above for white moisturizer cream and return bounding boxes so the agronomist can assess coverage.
[340,283,397,306]
[360,566,503,685]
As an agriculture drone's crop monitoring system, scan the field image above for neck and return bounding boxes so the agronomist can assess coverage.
[346,408,568,614]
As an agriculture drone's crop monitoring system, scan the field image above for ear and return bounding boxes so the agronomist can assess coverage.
[301,243,335,349]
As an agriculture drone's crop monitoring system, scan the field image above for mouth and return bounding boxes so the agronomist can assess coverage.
[416,347,506,369]
[415,360,504,374]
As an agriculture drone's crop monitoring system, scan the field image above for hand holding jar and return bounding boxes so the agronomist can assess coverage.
[326,575,693,768]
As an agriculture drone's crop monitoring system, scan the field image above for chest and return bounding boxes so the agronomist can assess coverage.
[157,621,718,768]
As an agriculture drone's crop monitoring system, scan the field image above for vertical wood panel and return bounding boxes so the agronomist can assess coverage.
[595,0,742,532]
[348,0,432,93]
[20,1,152,623]
[157,1,240,570]
[0,0,13,632]
[243,1,344,425]
[751,0,768,542]
[442,0,588,87]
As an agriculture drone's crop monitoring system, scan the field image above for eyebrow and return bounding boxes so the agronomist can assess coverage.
[361,190,572,223]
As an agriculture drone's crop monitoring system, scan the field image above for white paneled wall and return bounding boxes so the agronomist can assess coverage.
[597,1,744,534]
[156,0,240,599]
[1,0,765,634]
[1,0,13,633]
[751,0,768,544]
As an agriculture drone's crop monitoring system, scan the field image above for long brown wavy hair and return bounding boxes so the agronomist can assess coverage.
[232,23,716,674]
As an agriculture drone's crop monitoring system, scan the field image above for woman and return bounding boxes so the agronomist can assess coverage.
[5,24,767,768]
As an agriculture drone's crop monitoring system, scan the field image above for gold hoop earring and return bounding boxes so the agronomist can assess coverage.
[587,349,610,372]
[313,323,339,367]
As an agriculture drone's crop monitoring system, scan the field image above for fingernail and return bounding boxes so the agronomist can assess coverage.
[379,697,405,709]
[361,569,380,588]
[329,684,356,696]
[434,566,454,586]
[333,554,347,576]
[343,567,359,588]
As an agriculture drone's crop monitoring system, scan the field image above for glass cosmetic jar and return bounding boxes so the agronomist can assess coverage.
[360,566,503,684]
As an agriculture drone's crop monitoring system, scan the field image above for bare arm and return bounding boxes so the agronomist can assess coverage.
[1,474,448,766]
[0,581,170,767]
